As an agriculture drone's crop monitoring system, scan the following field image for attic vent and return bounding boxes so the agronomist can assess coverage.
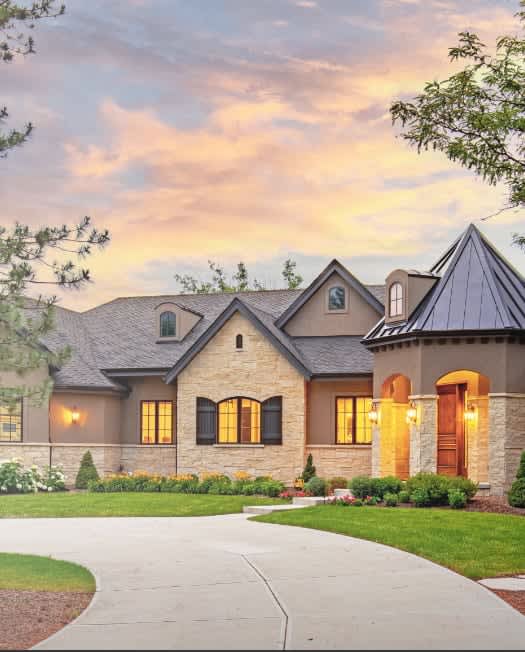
[236,334,243,349]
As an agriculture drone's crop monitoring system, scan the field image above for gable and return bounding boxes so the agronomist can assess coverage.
[284,271,382,337]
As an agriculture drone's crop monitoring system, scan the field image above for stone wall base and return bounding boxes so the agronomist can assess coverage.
[305,445,372,480]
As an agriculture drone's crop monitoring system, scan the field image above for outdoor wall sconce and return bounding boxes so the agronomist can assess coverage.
[367,403,379,424]
[406,401,417,424]
[71,407,80,425]
[464,403,476,422]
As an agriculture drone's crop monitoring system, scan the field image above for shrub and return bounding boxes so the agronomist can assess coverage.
[328,477,348,492]
[301,454,316,483]
[87,479,106,492]
[398,490,410,503]
[255,479,284,497]
[0,459,38,493]
[305,476,328,497]
[447,476,478,500]
[384,492,398,507]
[517,451,525,480]
[198,473,230,494]
[448,489,467,509]
[406,473,451,506]
[375,476,403,498]
[363,495,378,505]
[349,476,373,499]
[508,478,525,508]
[352,499,363,506]
[411,488,431,507]
[42,466,66,492]
[75,451,99,490]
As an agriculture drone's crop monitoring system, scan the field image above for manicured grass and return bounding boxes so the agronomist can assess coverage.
[254,506,525,580]
[0,492,287,518]
[0,553,95,592]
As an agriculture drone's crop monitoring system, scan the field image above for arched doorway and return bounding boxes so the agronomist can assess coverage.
[435,370,490,479]
[380,374,411,479]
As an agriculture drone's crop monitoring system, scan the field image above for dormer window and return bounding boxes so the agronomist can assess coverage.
[236,334,243,350]
[389,282,403,317]
[328,286,346,311]
[160,311,176,338]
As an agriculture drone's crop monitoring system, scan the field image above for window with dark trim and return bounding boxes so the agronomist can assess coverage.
[160,311,176,337]
[140,400,173,444]
[336,396,372,444]
[0,400,22,442]
[236,334,243,349]
[196,396,282,445]
[389,282,403,317]
[328,286,346,311]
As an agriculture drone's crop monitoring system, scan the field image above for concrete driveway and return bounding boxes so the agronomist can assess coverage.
[1,514,524,650]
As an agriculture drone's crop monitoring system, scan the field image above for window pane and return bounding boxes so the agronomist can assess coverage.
[160,311,176,337]
[336,398,353,444]
[328,286,346,310]
[218,399,237,443]
[157,401,173,444]
[355,397,373,444]
[240,399,260,443]
[0,400,22,442]
[141,401,156,444]
[389,283,403,317]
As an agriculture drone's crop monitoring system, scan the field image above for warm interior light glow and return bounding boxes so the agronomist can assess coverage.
[406,402,417,424]
[464,403,476,421]
[71,407,80,425]
[368,408,378,424]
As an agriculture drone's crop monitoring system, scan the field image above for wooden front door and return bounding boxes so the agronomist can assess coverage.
[437,384,466,477]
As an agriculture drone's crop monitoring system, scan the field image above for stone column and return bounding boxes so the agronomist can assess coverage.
[488,393,525,496]
[371,422,380,478]
[408,395,437,475]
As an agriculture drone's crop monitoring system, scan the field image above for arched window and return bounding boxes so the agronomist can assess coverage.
[389,282,403,317]
[236,334,243,349]
[328,286,346,311]
[196,396,282,445]
[160,311,176,337]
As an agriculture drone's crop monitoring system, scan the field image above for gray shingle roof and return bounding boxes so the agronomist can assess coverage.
[293,336,373,374]
[364,224,525,343]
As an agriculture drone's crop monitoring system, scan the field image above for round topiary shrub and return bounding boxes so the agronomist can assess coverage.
[305,476,328,497]
[398,490,410,504]
[349,476,373,499]
[384,492,398,507]
[508,478,525,508]
[411,488,431,507]
[448,489,467,509]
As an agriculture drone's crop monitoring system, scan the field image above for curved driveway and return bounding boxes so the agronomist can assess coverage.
[2,514,524,650]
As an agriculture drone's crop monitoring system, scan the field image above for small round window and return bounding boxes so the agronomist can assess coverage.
[328,286,346,311]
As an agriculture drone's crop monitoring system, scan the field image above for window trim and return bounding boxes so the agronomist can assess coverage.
[159,310,177,338]
[140,400,174,445]
[327,285,347,313]
[335,395,372,446]
[0,398,23,443]
[389,282,404,318]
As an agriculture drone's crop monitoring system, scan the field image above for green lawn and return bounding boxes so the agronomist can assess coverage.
[254,506,525,580]
[0,553,95,592]
[0,492,287,518]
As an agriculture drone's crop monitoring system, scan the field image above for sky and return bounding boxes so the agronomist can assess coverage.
[2,0,525,310]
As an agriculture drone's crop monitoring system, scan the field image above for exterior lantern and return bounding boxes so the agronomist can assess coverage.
[464,403,476,422]
[71,407,80,425]
[367,402,379,424]
[406,401,417,424]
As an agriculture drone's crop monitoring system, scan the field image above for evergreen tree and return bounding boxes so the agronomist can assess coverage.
[301,453,316,483]
[75,451,99,490]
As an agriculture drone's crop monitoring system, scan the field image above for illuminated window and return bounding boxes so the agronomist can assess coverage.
[328,286,346,311]
[389,282,403,317]
[141,401,173,444]
[160,311,176,337]
[336,397,372,445]
[218,398,261,444]
[0,400,22,442]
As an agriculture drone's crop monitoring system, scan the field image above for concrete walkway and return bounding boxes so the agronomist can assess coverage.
[1,514,524,650]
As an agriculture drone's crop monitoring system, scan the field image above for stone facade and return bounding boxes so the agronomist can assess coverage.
[305,445,371,479]
[120,445,177,475]
[408,396,437,475]
[176,312,306,483]
[489,394,525,495]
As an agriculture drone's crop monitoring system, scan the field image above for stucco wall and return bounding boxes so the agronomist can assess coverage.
[1,366,50,443]
[284,272,381,337]
[176,311,306,483]
[49,392,122,444]
[120,377,177,445]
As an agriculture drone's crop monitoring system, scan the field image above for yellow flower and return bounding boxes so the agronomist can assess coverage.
[233,471,252,481]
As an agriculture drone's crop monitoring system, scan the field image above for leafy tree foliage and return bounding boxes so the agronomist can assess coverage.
[391,1,525,249]
[174,258,303,293]
[1,2,109,406]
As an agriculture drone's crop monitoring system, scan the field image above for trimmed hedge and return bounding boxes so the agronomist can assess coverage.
[349,475,403,499]
[406,473,477,506]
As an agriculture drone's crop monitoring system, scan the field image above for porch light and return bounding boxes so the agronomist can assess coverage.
[406,401,417,424]
[464,403,476,422]
[71,407,80,425]
[367,404,379,424]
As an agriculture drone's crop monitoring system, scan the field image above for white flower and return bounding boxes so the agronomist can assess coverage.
[16,483,22,490]
[48,487,53,492]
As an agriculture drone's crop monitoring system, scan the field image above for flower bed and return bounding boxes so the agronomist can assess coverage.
[0,459,66,494]
[88,470,285,497]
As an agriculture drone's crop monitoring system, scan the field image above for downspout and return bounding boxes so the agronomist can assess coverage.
[175,379,178,475]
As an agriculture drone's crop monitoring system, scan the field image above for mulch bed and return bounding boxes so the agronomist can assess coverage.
[465,496,525,516]
[0,589,93,650]
[490,589,525,617]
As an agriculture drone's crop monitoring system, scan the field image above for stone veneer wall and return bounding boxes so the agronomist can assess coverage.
[489,394,525,495]
[465,395,489,485]
[409,396,437,475]
[120,445,177,476]
[176,312,306,484]
[305,445,371,480]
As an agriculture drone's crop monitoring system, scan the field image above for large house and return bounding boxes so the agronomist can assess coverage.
[2,224,524,494]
